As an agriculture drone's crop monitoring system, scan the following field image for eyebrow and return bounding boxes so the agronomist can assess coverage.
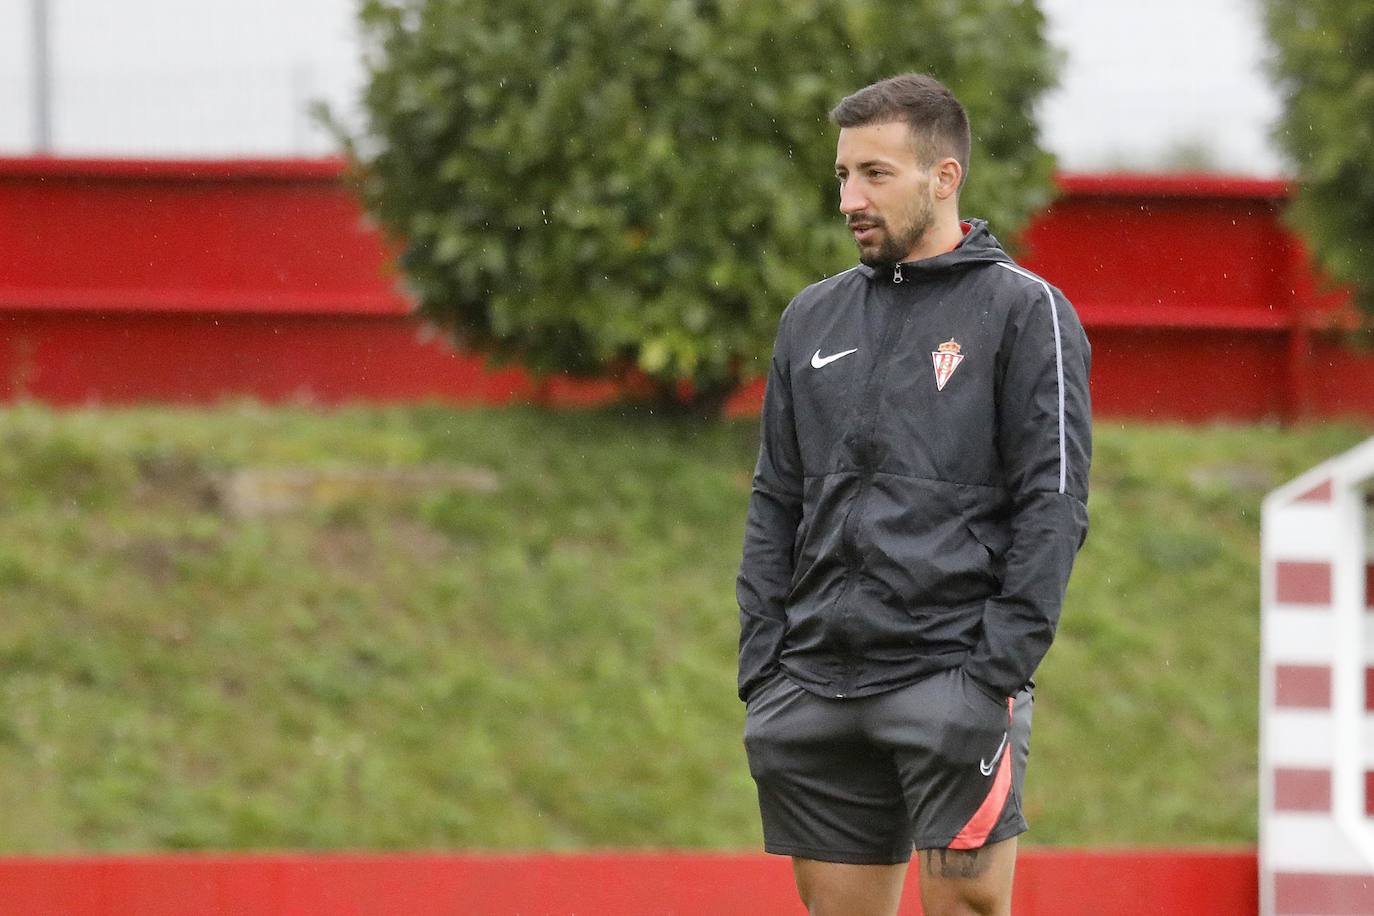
[835,158,897,172]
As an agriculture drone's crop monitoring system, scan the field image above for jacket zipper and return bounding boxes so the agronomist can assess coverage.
[829,276,915,695]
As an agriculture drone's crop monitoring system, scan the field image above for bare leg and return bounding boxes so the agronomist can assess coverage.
[790,858,908,916]
[915,837,1017,916]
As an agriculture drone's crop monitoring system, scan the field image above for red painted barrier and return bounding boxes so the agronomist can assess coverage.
[1026,173,1371,423]
[1,157,1369,420]
[0,849,1257,915]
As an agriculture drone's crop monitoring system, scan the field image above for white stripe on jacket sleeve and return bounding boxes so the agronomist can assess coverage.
[994,261,1067,495]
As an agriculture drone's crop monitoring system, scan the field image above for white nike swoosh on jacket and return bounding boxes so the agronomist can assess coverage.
[811,348,857,368]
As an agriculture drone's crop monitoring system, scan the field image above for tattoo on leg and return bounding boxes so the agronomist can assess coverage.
[921,847,991,880]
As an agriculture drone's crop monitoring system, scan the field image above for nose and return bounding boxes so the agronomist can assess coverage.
[839,180,869,216]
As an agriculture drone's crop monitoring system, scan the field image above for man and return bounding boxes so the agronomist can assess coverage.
[737,73,1091,916]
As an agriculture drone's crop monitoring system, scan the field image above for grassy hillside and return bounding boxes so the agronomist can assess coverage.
[0,403,1367,852]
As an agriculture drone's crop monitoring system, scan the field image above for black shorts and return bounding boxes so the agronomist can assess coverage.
[743,666,1032,865]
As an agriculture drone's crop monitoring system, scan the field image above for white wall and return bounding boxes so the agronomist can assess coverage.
[1039,0,1282,174]
[0,0,364,156]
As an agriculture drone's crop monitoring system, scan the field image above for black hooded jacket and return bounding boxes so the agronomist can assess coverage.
[737,219,1091,704]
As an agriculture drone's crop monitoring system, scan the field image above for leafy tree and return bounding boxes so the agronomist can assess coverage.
[339,0,1059,413]
[1266,2,1374,317]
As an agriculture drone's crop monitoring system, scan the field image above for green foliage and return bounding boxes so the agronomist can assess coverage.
[338,0,1059,412]
[2,403,1371,850]
[1266,2,1374,316]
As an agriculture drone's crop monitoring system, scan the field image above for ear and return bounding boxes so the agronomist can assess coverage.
[932,157,962,201]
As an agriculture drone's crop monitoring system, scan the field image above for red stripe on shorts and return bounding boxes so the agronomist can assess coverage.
[948,697,1015,850]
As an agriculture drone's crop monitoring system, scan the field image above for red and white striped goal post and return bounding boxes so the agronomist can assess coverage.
[1261,437,1374,915]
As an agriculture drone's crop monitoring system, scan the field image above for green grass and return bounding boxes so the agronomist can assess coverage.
[0,402,1367,852]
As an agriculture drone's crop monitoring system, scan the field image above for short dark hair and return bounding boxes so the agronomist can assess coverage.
[830,73,971,189]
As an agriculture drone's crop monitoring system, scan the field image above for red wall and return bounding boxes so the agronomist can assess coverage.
[0,849,1257,915]
[1,158,1370,421]
[0,161,1283,909]
[1028,174,1373,422]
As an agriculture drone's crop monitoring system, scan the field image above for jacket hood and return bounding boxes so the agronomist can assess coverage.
[854,218,1012,283]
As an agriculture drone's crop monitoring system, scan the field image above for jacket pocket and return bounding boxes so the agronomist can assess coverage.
[963,487,1011,582]
[965,518,1009,583]
[787,472,858,601]
[862,475,999,609]
[789,476,822,570]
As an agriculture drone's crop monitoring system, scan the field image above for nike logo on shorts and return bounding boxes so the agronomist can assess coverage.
[811,348,857,369]
[980,732,1009,776]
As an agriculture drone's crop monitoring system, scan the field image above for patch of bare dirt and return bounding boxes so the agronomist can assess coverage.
[215,465,500,518]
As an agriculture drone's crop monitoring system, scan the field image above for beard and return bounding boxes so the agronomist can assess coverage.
[850,190,936,268]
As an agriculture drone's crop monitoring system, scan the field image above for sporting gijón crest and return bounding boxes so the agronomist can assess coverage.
[931,339,965,391]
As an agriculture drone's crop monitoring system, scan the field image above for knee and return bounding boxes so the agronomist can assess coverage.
[921,887,1006,916]
[960,891,1002,916]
